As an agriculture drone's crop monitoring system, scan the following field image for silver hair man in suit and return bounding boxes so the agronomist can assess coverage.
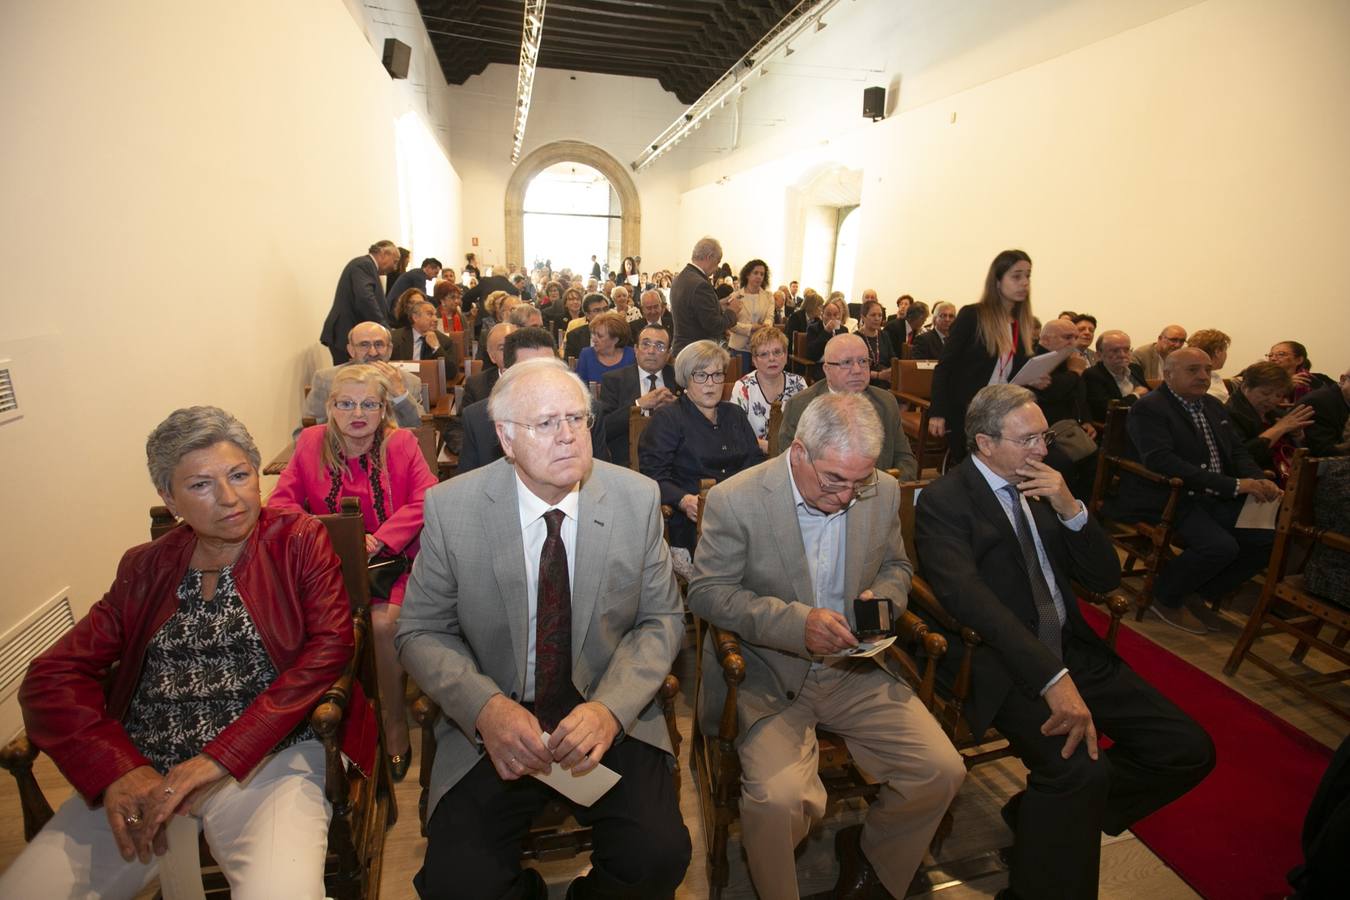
[320,239,398,364]
[690,392,964,900]
[396,357,690,900]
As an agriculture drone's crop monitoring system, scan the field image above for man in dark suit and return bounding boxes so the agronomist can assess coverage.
[910,302,954,360]
[916,383,1214,900]
[670,237,741,357]
[386,257,442,318]
[1120,347,1281,633]
[320,240,398,364]
[461,323,514,409]
[629,289,675,344]
[598,324,678,466]
[883,301,929,358]
[1301,369,1350,455]
[564,293,610,362]
[460,270,520,314]
[391,298,458,370]
[590,255,603,281]
[457,328,559,473]
[1083,329,1150,421]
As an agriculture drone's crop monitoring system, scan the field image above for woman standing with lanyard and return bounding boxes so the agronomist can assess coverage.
[929,249,1048,464]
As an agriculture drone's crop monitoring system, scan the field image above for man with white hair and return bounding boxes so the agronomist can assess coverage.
[301,321,425,431]
[691,392,964,899]
[670,236,741,356]
[1083,330,1149,420]
[398,358,690,900]
[911,302,956,360]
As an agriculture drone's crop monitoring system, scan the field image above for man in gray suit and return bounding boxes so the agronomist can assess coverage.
[397,358,690,900]
[690,393,964,900]
[777,333,919,478]
[300,321,425,435]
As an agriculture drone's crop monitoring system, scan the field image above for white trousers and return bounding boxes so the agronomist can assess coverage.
[0,740,331,900]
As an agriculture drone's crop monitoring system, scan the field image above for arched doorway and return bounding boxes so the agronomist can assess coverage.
[505,141,640,271]
[521,162,619,274]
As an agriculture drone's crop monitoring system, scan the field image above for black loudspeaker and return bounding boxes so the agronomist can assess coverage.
[383,38,411,79]
[863,85,885,121]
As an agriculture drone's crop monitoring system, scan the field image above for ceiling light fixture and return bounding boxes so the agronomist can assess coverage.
[510,0,547,164]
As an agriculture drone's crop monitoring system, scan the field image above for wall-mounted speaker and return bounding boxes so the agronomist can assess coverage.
[863,86,885,121]
[383,38,411,80]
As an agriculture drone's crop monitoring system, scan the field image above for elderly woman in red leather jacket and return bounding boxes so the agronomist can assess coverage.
[0,406,374,899]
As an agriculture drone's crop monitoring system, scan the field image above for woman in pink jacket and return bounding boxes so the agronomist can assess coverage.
[271,364,437,780]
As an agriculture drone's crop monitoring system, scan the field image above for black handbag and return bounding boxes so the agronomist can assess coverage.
[367,553,411,601]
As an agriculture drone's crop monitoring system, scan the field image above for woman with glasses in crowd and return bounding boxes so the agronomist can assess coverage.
[855,298,897,388]
[1266,340,1335,401]
[640,340,765,558]
[732,326,807,454]
[270,365,437,783]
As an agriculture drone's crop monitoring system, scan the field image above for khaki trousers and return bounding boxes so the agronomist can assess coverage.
[737,662,964,899]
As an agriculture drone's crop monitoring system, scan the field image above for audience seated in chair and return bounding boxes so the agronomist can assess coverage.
[1083,329,1150,421]
[597,323,678,466]
[910,301,955,361]
[1225,361,1316,486]
[391,298,459,370]
[629,288,675,344]
[915,384,1215,900]
[302,321,426,434]
[1115,346,1282,634]
[1267,340,1337,402]
[575,311,636,386]
[462,322,514,408]
[729,325,807,455]
[1029,318,1099,497]
[564,293,612,362]
[395,358,691,900]
[1130,324,1188,382]
[1186,329,1233,403]
[803,298,851,381]
[1300,367,1350,456]
[456,327,564,474]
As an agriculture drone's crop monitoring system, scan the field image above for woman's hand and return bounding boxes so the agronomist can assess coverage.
[103,765,167,863]
[365,534,385,557]
[1261,403,1315,442]
[928,416,946,438]
[1292,371,1312,389]
[678,494,701,520]
[756,438,769,455]
[144,754,228,834]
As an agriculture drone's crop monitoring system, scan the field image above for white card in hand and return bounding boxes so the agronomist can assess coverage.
[530,732,622,807]
[1235,493,1280,530]
[826,635,897,659]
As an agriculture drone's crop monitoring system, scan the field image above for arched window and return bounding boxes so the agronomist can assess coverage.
[522,162,620,273]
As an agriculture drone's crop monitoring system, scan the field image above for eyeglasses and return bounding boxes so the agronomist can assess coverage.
[352,340,389,352]
[753,347,786,360]
[994,430,1057,449]
[689,371,726,384]
[332,399,384,412]
[804,451,878,499]
[506,412,595,438]
[823,358,870,371]
[1266,351,1293,361]
[638,339,669,352]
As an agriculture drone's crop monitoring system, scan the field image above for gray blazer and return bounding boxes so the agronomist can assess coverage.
[776,381,918,479]
[687,457,912,739]
[300,363,425,432]
[396,458,685,818]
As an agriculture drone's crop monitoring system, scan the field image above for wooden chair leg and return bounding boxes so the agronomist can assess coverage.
[1290,620,1325,665]
[1224,581,1280,676]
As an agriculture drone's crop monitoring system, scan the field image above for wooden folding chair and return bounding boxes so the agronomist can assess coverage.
[891,359,947,474]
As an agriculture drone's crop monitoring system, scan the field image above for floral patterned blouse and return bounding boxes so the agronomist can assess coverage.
[732,370,808,439]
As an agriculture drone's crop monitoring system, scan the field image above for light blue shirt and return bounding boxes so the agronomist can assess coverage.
[787,453,854,668]
[970,455,1087,694]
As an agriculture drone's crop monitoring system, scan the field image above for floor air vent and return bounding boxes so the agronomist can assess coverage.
[0,590,76,740]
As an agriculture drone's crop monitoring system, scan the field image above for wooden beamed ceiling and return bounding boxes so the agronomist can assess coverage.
[414,0,800,105]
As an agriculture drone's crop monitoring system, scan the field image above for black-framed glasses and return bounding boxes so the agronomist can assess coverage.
[805,451,878,499]
[332,399,384,412]
[822,358,869,371]
[505,412,595,438]
[995,430,1057,449]
[689,371,726,384]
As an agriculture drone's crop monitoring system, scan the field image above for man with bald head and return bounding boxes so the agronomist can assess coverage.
[670,236,741,356]
[1084,330,1149,420]
[462,323,516,409]
[301,321,425,432]
[630,288,674,343]
[1117,346,1280,633]
[777,334,917,478]
[1131,324,1188,382]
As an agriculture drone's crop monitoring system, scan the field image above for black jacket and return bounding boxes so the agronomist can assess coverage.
[319,255,387,361]
[1031,345,1090,425]
[910,329,947,361]
[461,366,500,409]
[597,364,678,467]
[1083,360,1148,421]
[670,263,735,356]
[931,304,1030,426]
[1301,383,1350,456]
[460,275,519,313]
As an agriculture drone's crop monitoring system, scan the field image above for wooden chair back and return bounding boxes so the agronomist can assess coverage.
[628,406,652,470]
[444,332,467,384]
[765,403,785,458]
[895,359,936,400]
[402,359,446,407]
[790,333,815,385]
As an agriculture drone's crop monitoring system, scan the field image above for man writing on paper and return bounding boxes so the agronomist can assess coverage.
[396,358,690,900]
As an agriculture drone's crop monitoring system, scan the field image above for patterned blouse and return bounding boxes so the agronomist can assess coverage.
[732,370,808,440]
[122,567,313,772]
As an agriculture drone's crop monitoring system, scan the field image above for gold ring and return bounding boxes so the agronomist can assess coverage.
[125,814,142,826]
[163,786,176,796]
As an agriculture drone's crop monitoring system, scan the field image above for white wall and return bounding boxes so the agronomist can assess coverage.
[0,1,462,650]
[673,0,1350,372]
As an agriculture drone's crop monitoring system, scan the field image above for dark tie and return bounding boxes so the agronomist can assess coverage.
[534,509,581,731]
[647,373,657,392]
[418,337,431,360]
[1001,485,1063,658]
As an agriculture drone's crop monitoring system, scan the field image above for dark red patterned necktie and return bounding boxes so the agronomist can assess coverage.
[534,509,580,732]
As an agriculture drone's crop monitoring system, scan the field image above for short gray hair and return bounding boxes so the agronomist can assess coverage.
[488,357,590,439]
[1096,329,1130,352]
[348,321,391,344]
[673,340,730,388]
[965,384,1037,452]
[146,406,261,496]
[691,237,722,263]
[796,394,883,461]
[368,239,397,255]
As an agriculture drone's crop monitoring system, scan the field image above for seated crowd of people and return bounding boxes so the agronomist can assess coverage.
[5,236,1347,900]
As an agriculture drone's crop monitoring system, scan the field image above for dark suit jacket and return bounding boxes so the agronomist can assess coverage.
[1116,386,1264,520]
[910,329,948,361]
[915,459,1120,734]
[456,399,502,474]
[1083,360,1148,421]
[931,304,1030,426]
[1224,389,1279,470]
[320,255,387,361]
[803,321,849,381]
[883,318,911,357]
[461,367,501,409]
[598,364,678,466]
[629,312,674,345]
[670,263,735,356]
[460,275,519,313]
[1031,345,1090,425]
[390,326,459,371]
[564,324,592,363]
[386,269,432,318]
[1301,383,1350,456]
[776,381,918,479]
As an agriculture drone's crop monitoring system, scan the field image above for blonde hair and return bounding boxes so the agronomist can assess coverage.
[484,290,511,319]
[1187,329,1231,358]
[749,325,788,355]
[323,364,396,474]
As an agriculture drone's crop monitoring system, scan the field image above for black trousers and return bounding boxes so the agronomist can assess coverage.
[1155,495,1275,608]
[993,641,1215,900]
[1289,734,1350,899]
[416,739,691,900]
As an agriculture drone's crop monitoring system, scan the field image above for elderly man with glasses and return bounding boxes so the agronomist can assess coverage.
[300,321,425,434]
[776,333,917,478]
[597,324,679,466]
[690,392,965,900]
[915,383,1214,900]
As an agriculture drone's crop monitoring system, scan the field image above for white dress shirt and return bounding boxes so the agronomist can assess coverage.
[514,473,581,702]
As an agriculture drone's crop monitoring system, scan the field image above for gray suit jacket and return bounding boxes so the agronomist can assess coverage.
[300,363,425,433]
[687,457,912,738]
[395,458,684,818]
[776,381,918,479]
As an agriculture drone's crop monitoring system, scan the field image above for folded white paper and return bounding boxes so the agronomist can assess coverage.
[1235,493,1280,530]
[531,733,622,806]
[827,635,897,659]
[1011,348,1072,386]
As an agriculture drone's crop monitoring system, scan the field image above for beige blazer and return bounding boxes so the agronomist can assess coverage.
[777,381,918,479]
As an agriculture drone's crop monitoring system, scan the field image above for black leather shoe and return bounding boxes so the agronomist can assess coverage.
[1000,791,1024,833]
[518,868,548,900]
[833,824,890,899]
[389,743,413,782]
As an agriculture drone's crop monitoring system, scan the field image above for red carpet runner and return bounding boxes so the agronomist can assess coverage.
[1079,602,1333,900]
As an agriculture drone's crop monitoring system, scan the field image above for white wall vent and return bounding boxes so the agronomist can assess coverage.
[0,590,76,741]
[0,359,20,426]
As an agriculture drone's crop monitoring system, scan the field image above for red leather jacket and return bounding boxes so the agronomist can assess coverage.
[20,506,374,803]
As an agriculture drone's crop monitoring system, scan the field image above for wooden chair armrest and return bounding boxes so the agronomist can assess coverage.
[311,617,367,811]
[1110,456,1182,490]
[707,625,745,743]
[886,610,947,707]
[1075,586,1131,649]
[894,391,931,410]
[0,734,54,842]
[658,674,681,757]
